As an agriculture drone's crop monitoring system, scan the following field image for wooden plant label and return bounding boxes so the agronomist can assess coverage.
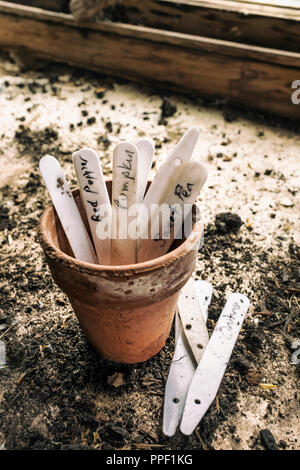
[180,293,250,435]
[73,147,111,265]
[39,155,97,264]
[163,280,213,437]
[137,161,207,262]
[111,142,139,264]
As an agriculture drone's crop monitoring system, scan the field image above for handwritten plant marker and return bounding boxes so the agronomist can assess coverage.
[111,141,139,265]
[142,127,200,213]
[178,278,210,363]
[194,280,214,324]
[175,280,213,344]
[73,148,111,265]
[180,293,250,435]
[163,280,213,437]
[138,127,200,245]
[136,138,154,203]
[39,155,97,264]
[137,161,207,262]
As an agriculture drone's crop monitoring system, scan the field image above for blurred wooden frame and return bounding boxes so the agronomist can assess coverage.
[120,0,300,53]
[0,0,299,121]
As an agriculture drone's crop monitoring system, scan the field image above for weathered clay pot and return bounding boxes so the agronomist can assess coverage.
[38,182,203,363]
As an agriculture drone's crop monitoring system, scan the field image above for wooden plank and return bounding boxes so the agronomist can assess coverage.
[116,0,300,53]
[0,1,299,121]
[0,1,299,69]
[145,0,300,18]
[6,0,67,11]
[230,0,300,9]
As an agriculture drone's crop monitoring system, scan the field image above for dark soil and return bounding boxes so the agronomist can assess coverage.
[214,213,243,234]
[14,126,60,162]
[159,98,177,125]
[0,175,299,449]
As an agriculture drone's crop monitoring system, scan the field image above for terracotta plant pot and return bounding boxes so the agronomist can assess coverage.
[38,182,203,363]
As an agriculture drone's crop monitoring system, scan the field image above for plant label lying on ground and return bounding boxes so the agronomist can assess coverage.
[180,293,250,435]
[178,277,210,363]
[163,280,213,437]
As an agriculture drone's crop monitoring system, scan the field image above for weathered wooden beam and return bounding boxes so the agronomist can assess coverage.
[0,1,299,121]
[116,0,300,53]
[5,0,67,11]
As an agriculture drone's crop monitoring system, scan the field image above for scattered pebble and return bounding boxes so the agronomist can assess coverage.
[107,372,126,388]
[279,198,294,207]
[87,117,96,125]
[104,424,130,443]
[291,340,300,350]
[260,429,279,450]
[245,369,262,385]
[159,98,177,123]
[58,75,71,83]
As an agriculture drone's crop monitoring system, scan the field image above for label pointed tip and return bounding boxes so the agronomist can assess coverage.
[188,126,200,136]
[162,426,176,438]
[179,422,194,436]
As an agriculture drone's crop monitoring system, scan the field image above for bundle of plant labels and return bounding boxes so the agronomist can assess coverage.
[163,278,250,436]
[39,127,207,265]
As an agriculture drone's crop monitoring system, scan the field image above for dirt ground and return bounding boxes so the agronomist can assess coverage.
[0,50,299,451]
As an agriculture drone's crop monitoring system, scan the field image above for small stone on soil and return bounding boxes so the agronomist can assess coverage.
[215,212,243,234]
[260,429,279,450]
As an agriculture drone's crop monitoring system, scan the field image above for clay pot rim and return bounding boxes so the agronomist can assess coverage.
[39,193,203,276]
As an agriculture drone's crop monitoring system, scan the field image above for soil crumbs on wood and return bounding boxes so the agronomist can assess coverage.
[0,52,299,451]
